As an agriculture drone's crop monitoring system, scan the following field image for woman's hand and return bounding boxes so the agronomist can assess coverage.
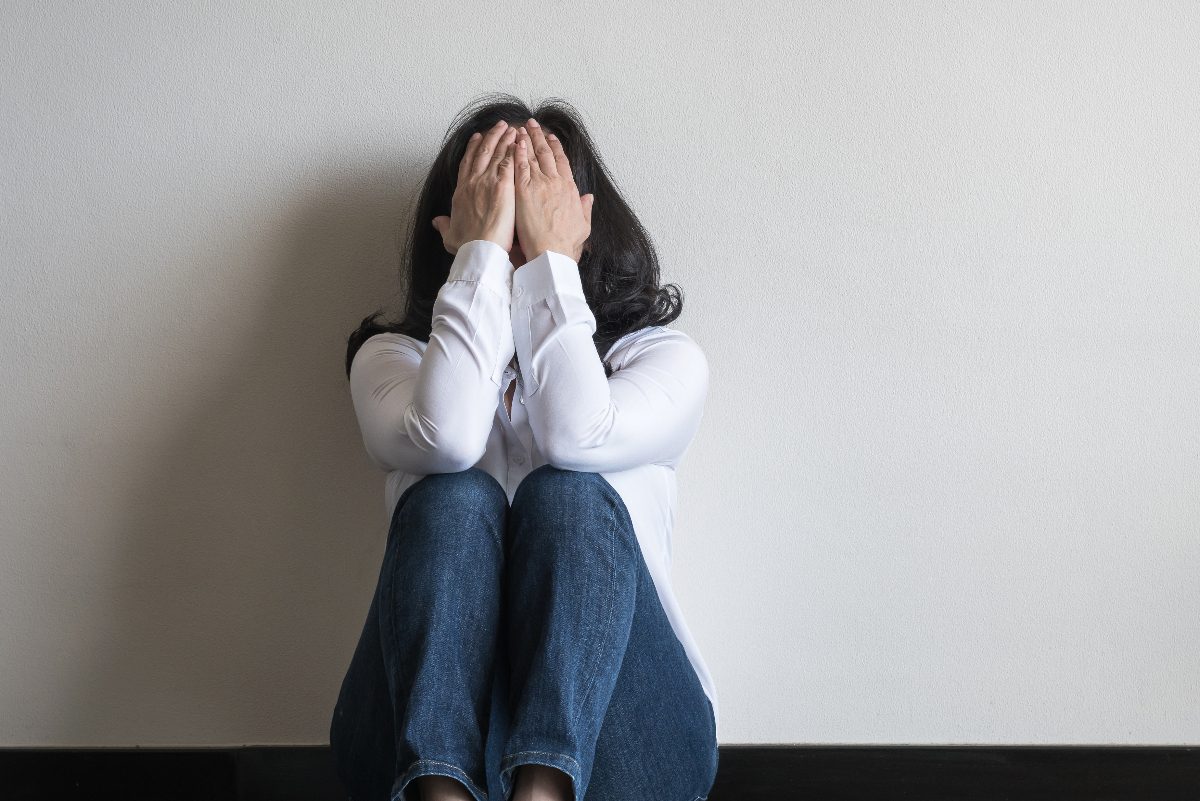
[513,118,595,264]
[431,120,519,254]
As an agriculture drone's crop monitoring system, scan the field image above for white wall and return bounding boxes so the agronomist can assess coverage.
[2,1,1196,747]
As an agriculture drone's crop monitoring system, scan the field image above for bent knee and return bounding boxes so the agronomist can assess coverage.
[512,463,609,507]
[408,466,507,509]
[395,467,508,546]
[509,465,635,552]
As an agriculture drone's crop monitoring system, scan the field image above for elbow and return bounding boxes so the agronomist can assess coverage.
[430,436,488,473]
[541,445,576,472]
[540,433,594,473]
[363,431,487,475]
[402,407,490,473]
[539,430,572,471]
[539,414,618,472]
[411,432,487,474]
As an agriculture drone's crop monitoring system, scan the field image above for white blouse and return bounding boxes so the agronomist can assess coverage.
[348,238,718,728]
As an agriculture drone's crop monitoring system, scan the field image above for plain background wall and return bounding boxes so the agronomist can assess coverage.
[2,1,1197,747]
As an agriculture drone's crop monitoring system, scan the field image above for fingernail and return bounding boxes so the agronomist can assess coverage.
[528,118,539,127]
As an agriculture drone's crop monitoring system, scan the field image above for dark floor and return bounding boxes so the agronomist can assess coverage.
[2,745,1199,800]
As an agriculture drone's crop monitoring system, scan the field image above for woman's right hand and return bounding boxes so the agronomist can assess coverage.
[431,120,519,254]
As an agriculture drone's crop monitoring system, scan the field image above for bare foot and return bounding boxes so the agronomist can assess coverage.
[415,774,476,801]
[512,763,574,801]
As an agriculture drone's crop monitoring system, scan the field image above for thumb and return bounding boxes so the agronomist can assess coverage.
[581,193,595,226]
[431,216,447,235]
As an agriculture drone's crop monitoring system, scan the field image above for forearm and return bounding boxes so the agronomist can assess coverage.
[511,250,708,472]
[351,239,516,473]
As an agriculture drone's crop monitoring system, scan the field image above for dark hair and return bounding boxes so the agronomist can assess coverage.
[344,93,686,379]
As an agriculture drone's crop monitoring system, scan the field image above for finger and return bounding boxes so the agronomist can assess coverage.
[458,132,482,184]
[431,215,453,253]
[471,119,510,177]
[525,117,557,177]
[545,133,572,179]
[489,127,518,174]
[496,140,515,179]
[515,128,534,180]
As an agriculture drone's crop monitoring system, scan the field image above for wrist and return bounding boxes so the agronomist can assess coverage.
[525,242,578,262]
[475,235,511,251]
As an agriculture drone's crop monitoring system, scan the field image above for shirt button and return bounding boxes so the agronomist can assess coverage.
[511,453,525,465]
[515,286,524,298]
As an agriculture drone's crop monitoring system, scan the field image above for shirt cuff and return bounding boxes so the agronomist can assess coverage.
[512,249,584,308]
[448,239,515,295]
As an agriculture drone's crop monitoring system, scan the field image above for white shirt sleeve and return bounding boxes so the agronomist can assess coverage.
[511,249,709,472]
[349,239,516,474]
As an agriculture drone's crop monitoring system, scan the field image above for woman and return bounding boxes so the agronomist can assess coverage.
[329,95,718,801]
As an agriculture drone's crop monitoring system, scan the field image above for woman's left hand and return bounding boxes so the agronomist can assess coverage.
[513,118,595,264]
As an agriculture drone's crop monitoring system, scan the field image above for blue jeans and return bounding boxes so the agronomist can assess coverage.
[329,465,718,801]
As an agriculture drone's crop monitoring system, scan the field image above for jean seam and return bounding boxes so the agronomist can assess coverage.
[385,511,403,696]
[567,479,619,736]
[465,466,508,552]
[500,749,583,773]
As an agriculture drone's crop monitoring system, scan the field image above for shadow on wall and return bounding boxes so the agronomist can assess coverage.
[52,156,421,744]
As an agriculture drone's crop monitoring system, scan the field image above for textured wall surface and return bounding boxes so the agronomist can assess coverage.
[1,1,1197,746]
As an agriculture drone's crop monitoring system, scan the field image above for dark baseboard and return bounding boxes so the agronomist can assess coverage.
[1,745,1197,800]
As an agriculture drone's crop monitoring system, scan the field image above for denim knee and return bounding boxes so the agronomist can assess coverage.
[407,465,508,506]
[511,464,612,508]
[395,466,509,551]
[509,464,635,554]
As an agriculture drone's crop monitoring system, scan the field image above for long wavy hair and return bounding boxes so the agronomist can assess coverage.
[344,93,686,379]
